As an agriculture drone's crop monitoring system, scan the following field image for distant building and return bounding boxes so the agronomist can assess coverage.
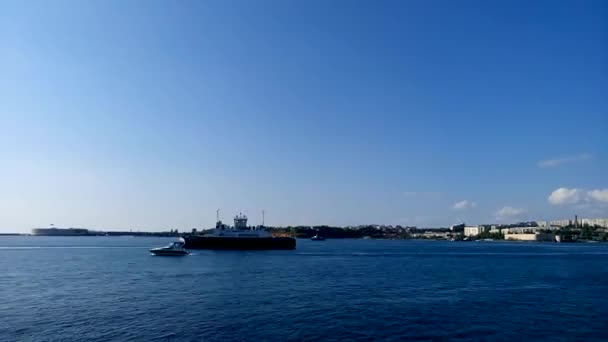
[464,225,489,236]
[502,227,537,234]
[416,231,451,239]
[504,231,554,242]
[505,226,565,234]
[581,218,608,228]
[544,217,608,228]
[550,219,572,227]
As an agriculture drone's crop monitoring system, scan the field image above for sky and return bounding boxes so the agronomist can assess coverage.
[1,0,607,232]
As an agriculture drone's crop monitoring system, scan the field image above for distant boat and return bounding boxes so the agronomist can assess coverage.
[150,240,189,256]
[32,227,91,236]
[182,212,296,250]
[310,235,325,241]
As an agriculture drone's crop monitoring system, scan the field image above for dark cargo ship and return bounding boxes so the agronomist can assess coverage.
[183,213,296,250]
[32,227,91,236]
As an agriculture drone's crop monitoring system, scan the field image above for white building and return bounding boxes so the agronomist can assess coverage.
[464,226,489,236]
[581,218,608,228]
[502,227,538,234]
[550,219,572,227]
[504,231,555,241]
[543,218,608,228]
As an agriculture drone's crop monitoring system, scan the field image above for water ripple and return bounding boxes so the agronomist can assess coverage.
[2,237,608,341]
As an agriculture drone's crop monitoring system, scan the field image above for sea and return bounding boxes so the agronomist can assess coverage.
[1,237,608,342]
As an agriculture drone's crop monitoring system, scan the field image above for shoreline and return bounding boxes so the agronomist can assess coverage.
[2,235,605,244]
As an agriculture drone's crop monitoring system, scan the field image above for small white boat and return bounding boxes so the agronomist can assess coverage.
[150,240,189,256]
[310,234,325,241]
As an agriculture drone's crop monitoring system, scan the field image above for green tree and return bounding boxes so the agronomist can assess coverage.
[580,224,595,240]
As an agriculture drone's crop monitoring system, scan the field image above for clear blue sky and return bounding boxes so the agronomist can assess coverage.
[1,0,606,232]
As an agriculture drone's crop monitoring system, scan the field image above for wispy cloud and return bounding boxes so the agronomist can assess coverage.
[496,206,525,220]
[538,153,592,168]
[588,189,608,203]
[548,188,584,205]
[452,200,476,210]
[549,187,608,205]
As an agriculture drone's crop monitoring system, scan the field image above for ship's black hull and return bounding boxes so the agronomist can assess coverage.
[183,235,296,250]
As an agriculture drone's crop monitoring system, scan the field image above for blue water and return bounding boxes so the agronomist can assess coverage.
[1,237,608,341]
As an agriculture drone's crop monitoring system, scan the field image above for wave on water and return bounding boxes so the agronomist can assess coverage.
[296,251,608,257]
[3,238,608,341]
[0,246,153,249]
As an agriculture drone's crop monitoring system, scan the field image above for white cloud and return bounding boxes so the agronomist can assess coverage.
[587,189,608,203]
[452,200,476,210]
[548,187,608,205]
[548,188,584,205]
[496,206,524,219]
[538,153,592,168]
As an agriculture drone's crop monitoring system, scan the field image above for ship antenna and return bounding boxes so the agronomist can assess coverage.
[262,210,265,226]
[216,209,220,222]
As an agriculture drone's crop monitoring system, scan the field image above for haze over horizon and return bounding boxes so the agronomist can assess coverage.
[1,0,607,233]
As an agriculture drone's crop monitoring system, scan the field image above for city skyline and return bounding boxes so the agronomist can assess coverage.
[21,214,608,231]
[1,0,607,232]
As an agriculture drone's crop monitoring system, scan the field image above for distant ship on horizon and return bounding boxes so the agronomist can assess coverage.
[32,227,92,236]
[183,211,296,250]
